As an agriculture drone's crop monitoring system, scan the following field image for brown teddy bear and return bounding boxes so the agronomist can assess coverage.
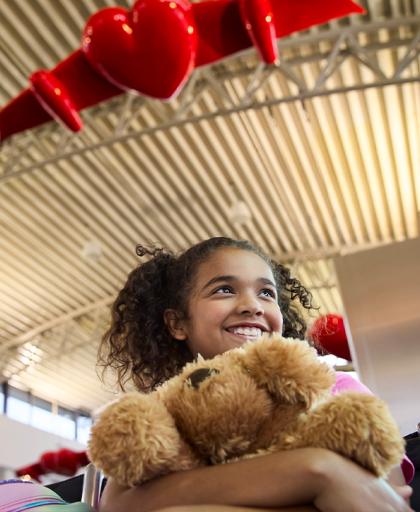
[88,335,405,487]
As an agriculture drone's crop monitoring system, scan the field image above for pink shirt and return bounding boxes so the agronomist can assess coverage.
[332,372,414,484]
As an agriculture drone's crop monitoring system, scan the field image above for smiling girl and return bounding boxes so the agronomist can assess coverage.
[98,237,413,512]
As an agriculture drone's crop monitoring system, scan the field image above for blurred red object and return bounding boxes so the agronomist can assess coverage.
[16,449,89,480]
[40,448,89,476]
[15,462,44,482]
[309,313,352,361]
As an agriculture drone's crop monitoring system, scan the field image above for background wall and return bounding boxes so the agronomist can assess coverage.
[0,414,85,471]
[335,237,420,435]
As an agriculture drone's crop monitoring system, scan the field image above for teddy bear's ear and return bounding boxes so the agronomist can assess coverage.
[240,334,335,408]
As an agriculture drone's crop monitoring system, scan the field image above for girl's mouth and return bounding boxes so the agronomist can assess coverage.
[226,326,264,339]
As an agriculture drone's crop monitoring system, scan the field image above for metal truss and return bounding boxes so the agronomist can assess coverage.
[1,15,419,183]
[0,299,112,382]
[0,296,113,357]
[1,239,384,357]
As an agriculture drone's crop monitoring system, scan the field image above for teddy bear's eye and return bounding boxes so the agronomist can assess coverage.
[185,368,220,389]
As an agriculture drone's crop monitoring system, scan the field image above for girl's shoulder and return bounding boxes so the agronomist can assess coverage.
[332,370,372,395]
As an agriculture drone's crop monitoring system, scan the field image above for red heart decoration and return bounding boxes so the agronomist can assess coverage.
[82,0,197,99]
[309,314,352,361]
[239,0,277,64]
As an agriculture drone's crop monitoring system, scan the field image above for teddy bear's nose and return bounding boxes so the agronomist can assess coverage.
[185,368,219,389]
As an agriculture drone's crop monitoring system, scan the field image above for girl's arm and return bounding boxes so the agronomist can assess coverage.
[98,448,412,512]
[388,465,409,487]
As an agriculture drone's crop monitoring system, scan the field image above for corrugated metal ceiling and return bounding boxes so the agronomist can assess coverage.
[0,0,419,412]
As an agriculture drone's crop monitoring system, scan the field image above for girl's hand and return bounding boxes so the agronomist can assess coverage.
[313,454,413,512]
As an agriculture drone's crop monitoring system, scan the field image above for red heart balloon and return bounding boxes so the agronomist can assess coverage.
[309,314,352,361]
[82,0,197,99]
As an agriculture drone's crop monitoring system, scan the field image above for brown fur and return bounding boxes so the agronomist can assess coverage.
[89,334,405,487]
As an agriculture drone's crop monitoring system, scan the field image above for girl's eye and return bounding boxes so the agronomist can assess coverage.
[214,286,234,295]
[260,288,276,299]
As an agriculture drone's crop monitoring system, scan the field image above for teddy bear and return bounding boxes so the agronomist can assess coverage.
[88,334,405,487]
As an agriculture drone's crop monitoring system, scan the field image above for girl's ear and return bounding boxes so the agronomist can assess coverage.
[164,309,188,340]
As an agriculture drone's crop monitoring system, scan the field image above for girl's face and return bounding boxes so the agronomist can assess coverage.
[167,248,283,359]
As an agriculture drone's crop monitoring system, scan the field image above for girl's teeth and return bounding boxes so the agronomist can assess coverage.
[231,327,262,337]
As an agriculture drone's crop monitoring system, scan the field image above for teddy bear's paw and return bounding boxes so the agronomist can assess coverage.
[297,393,405,476]
[88,392,198,487]
[239,334,335,407]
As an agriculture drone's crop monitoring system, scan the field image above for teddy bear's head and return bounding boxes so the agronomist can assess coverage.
[162,358,274,463]
[159,335,335,463]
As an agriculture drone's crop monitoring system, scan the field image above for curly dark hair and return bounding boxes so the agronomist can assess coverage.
[99,237,315,392]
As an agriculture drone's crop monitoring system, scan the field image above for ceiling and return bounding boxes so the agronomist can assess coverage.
[0,0,419,413]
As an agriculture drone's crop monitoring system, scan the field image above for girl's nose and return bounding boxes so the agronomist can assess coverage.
[237,295,264,316]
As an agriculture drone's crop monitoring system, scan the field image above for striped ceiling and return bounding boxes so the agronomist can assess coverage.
[0,0,419,412]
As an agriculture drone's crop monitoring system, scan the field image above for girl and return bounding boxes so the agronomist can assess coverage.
[98,237,413,512]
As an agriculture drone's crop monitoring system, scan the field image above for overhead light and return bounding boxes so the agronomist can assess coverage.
[228,201,252,226]
[82,240,103,262]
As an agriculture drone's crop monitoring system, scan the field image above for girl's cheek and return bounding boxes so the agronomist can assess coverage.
[272,307,283,330]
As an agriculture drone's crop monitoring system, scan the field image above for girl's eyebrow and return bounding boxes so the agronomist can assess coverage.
[201,275,276,291]
[202,275,235,291]
[259,277,277,288]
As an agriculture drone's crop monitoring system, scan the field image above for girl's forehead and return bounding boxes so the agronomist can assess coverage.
[194,248,274,282]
